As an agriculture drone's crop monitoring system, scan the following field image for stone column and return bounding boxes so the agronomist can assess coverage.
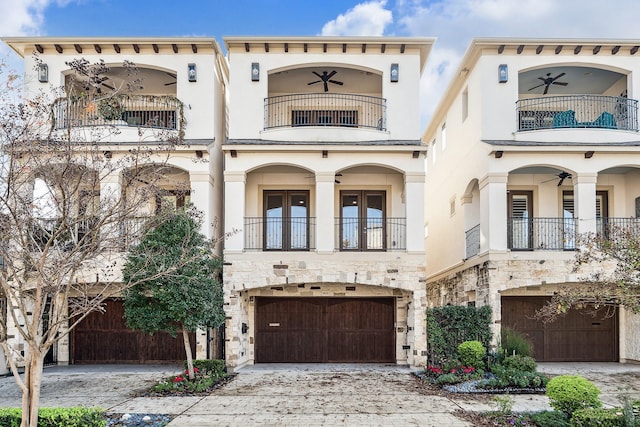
[479,173,508,252]
[405,172,426,254]
[189,170,213,238]
[573,172,598,235]
[99,170,122,245]
[224,171,246,253]
[315,172,335,253]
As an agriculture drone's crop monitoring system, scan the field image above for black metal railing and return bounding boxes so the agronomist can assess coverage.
[264,93,386,130]
[597,217,640,238]
[335,217,406,251]
[244,217,316,251]
[516,95,638,131]
[465,224,480,258]
[52,95,182,131]
[29,217,98,251]
[508,217,576,250]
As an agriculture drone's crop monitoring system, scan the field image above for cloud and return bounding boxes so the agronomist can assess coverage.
[321,0,393,36]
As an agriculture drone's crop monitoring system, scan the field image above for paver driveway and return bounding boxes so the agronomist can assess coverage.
[161,364,471,426]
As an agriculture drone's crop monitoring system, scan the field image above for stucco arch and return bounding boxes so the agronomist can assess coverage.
[337,162,405,175]
[519,62,631,76]
[268,62,382,76]
[245,162,315,175]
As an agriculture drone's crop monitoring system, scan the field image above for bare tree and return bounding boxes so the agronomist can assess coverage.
[0,57,197,426]
[536,226,640,322]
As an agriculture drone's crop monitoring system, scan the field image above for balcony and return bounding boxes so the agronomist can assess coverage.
[336,217,406,251]
[264,93,386,130]
[244,217,316,251]
[507,217,576,251]
[52,95,183,131]
[597,217,640,238]
[516,95,638,132]
[30,217,98,251]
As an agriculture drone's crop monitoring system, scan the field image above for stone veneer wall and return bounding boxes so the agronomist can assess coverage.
[223,252,427,369]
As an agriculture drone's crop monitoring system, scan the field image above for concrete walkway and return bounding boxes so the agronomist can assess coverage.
[0,362,638,426]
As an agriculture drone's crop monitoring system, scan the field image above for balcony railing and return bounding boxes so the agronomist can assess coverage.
[335,217,406,251]
[597,217,640,238]
[508,217,576,250]
[465,224,480,258]
[29,217,98,251]
[244,217,316,251]
[264,93,387,130]
[516,95,638,131]
[52,95,182,131]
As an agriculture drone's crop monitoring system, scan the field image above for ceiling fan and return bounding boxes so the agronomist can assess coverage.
[307,70,343,92]
[528,72,568,95]
[542,171,572,186]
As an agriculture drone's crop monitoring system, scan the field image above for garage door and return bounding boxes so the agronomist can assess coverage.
[501,296,618,362]
[72,299,195,364]
[255,297,395,363]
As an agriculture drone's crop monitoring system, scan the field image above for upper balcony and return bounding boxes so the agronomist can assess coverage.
[515,65,638,140]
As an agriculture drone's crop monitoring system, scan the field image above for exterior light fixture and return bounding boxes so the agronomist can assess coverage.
[38,63,48,83]
[498,64,508,83]
[322,150,328,158]
[188,63,197,82]
[251,63,260,81]
[390,63,399,82]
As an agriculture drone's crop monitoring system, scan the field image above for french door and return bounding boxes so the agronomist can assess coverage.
[508,191,533,249]
[340,191,386,251]
[263,191,309,250]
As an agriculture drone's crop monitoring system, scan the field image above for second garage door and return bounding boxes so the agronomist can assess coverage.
[255,297,395,363]
[501,296,618,362]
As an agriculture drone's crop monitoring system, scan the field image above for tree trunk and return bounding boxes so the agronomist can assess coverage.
[21,349,44,427]
[183,329,195,380]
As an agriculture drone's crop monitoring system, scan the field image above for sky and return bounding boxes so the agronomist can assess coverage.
[3,0,640,127]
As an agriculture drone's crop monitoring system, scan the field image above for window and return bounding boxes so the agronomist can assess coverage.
[564,190,608,237]
[462,88,468,121]
[263,190,309,251]
[431,140,437,164]
[292,110,358,127]
[340,191,385,251]
[449,197,456,216]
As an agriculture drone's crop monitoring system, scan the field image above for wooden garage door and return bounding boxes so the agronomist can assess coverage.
[72,299,195,364]
[501,296,618,362]
[255,297,395,363]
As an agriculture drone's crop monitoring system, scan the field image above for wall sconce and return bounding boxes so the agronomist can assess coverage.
[38,63,48,83]
[390,63,399,82]
[103,150,112,159]
[187,63,197,82]
[195,150,203,158]
[322,150,328,158]
[241,323,249,334]
[494,150,504,158]
[498,64,508,83]
[251,62,260,81]
[412,151,420,158]
[230,150,237,158]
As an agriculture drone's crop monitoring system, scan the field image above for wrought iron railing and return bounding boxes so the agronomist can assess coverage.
[29,217,98,251]
[508,217,576,250]
[264,93,386,130]
[465,224,480,258]
[597,217,640,238]
[244,217,316,251]
[335,217,406,251]
[120,216,152,248]
[52,95,182,131]
[516,95,638,131]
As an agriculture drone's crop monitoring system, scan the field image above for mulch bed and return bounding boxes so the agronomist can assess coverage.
[135,374,236,397]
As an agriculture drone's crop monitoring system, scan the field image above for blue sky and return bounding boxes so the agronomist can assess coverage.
[4,0,640,124]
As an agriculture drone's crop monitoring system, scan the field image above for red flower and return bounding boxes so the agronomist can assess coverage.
[184,367,200,375]
[450,368,457,373]
[173,375,184,383]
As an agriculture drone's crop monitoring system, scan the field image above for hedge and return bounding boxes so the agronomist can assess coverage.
[0,407,106,427]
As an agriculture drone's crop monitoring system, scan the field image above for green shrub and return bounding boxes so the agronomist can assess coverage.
[529,410,570,427]
[486,365,548,389]
[458,340,486,370]
[546,375,601,416]
[0,407,106,427]
[570,407,624,427]
[501,326,533,357]
[502,354,537,372]
[426,305,492,365]
[435,372,461,385]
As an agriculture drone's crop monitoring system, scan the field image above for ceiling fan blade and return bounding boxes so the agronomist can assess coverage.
[552,82,568,86]
[164,82,177,86]
[307,80,321,85]
[323,81,329,92]
[101,82,115,90]
[551,72,566,82]
[312,71,323,79]
[328,80,343,85]
[327,70,337,79]
[528,83,545,91]
[166,72,177,79]
[543,85,549,95]
[538,77,547,82]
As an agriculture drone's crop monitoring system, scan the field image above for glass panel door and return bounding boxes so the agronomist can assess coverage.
[289,193,308,250]
[562,191,576,249]
[265,192,284,250]
[264,191,309,251]
[508,191,533,249]
[340,191,386,251]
